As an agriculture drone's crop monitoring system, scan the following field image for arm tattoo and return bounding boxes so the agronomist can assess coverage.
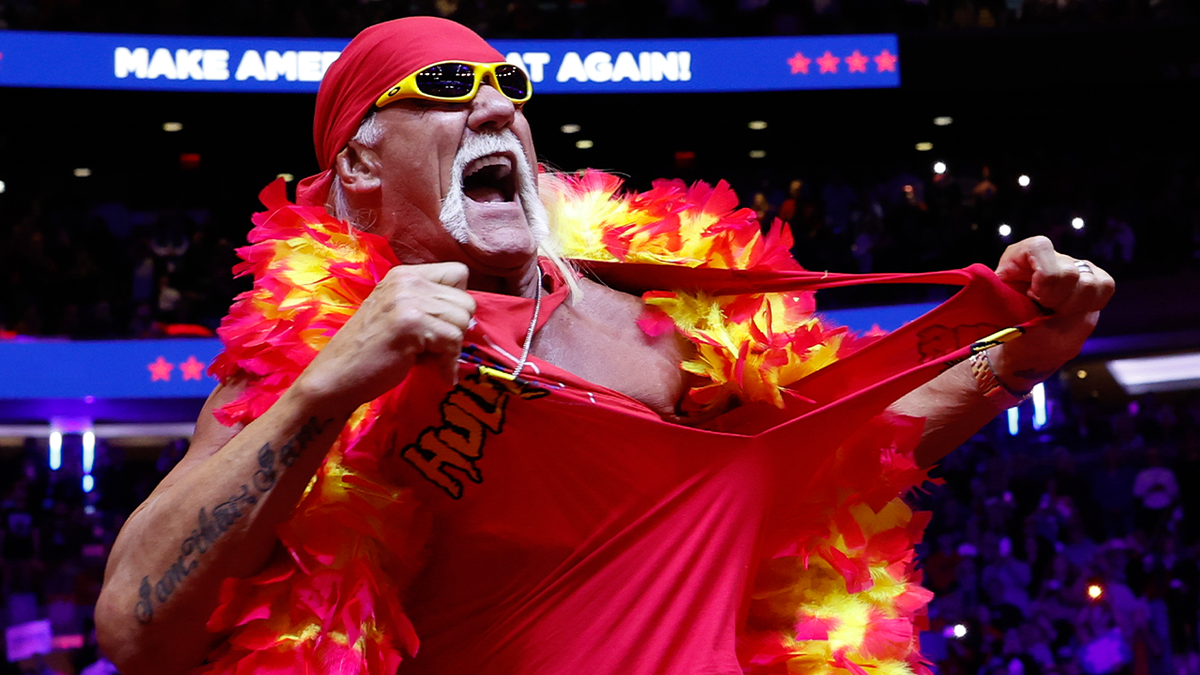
[134,416,333,624]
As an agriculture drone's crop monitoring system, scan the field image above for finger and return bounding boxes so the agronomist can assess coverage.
[1054,260,1115,316]
[410,261,471,290]
[417,316,465,356]
[1028,252,1083,311]
[422,297,474,331]
[996,236,1056,284]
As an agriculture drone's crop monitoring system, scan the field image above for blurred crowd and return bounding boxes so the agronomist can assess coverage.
[1,439,184,674]
[2,138,1197,338]
[0,0,1196,38]
[914,391,1200,675]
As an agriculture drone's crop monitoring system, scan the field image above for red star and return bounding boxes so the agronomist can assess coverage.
[874,49,898,73]
[787,51,812,75]
[846,50,869,73]
[148,356,174,382]
[817,51,840,74]
[179,356,206,381]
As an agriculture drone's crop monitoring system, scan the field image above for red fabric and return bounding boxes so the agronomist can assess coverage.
[296,17,505,207]
[351,264,1042,674]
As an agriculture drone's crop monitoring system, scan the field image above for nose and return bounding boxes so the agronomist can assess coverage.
[468,82,516,133]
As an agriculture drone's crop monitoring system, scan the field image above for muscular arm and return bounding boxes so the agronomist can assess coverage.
[95,382,348,675]
[95,262,476,675]
[894,236,1114,468]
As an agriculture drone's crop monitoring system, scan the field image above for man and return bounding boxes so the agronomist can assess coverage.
[95,17,1113,675]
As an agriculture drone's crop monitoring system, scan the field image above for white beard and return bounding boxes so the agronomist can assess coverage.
[438,130,549,246]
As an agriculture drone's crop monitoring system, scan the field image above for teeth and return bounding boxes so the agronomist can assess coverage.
[464,154,513,179]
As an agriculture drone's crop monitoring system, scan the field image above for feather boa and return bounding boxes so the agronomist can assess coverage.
[202,173,934,675]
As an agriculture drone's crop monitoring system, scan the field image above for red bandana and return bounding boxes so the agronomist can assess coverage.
[296,17,506,207]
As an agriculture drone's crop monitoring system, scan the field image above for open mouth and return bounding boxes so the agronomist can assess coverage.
[462,153,517,203]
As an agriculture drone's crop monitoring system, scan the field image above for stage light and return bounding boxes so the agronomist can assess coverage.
[1072,217,1085,230]
[1007,407,1019,436]
[953,624,968,638]
[163,122,183,132]
[934,116,954,126]
[915,142,933,152]
[748,120,768,130]
[0,180,6,194]
[82,430,95,474]
[575,139,594,149]
[998,223,1012,237]
[1088,584,1103,600]
[933,161,947,175]
[749,150,767,159]
[560,124,581,134]
[1077,369,1088,379]
[1108,352,1200,394]
[277,173,295,182]
[49,431,63,470]
[82,475,95,493]
[74,168,92,178]
[1018,174,1031,187]
[1032,383,1047,429]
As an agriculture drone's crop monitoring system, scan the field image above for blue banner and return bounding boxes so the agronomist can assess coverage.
[0,301,927,401]
[0,338,223,399]
[0,31,899,94]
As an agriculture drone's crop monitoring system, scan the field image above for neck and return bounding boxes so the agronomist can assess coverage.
[467,257,542,298]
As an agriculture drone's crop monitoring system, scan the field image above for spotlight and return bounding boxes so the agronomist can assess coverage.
[83,430,95,474]
[1072,217,1085,230]
[934,116,954,126]
[49,431,63,470]
[749,150,767,159]
[560,124,581,134]
[1032,383,1047,429]
[74,168,92,178]
[933,161,947,175]
[1007,407,1019,436]
[575,139,594,149]
[953,624,968,638]
[915,142,933,152]
[1018,174,1031,187]
[0,180,6,194]
[748,120,768,130]
[163,122,184,132]
[1088,584,1103,600]
[82,475,95,493]
[998,223,1012,237]
[1076,369,1088,379]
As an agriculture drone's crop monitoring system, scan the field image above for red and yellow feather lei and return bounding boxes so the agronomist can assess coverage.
[201,174,934,675]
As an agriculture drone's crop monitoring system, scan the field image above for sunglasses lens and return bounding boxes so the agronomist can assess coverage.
[494,65,530,100]
[415,63,476,99]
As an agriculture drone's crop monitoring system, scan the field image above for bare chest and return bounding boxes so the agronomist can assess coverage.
[530,281,690,419]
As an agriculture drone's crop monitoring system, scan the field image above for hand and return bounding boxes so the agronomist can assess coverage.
[991,236,1115,390]
[291,262,476,414]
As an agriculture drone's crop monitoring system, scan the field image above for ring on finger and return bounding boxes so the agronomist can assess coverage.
[1074,260,1093,275]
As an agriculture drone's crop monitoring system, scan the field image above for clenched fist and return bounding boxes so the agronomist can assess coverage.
[291,261,477,415]
[991,236,1115,390]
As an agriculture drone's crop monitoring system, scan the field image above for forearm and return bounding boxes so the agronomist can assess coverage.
[892,344,1038,469]
[96,387,348,675]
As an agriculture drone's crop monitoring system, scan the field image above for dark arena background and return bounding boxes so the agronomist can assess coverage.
[1,2,1199,673]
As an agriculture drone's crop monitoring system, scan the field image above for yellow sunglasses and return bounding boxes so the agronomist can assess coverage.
[375,61,533,108]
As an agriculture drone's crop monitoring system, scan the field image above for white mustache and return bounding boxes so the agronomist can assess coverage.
[439,130,547,245]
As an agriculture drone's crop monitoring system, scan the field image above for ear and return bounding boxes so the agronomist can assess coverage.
[333,140,383,194]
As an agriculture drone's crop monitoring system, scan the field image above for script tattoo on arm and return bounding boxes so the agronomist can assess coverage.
[133,415,332,624]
